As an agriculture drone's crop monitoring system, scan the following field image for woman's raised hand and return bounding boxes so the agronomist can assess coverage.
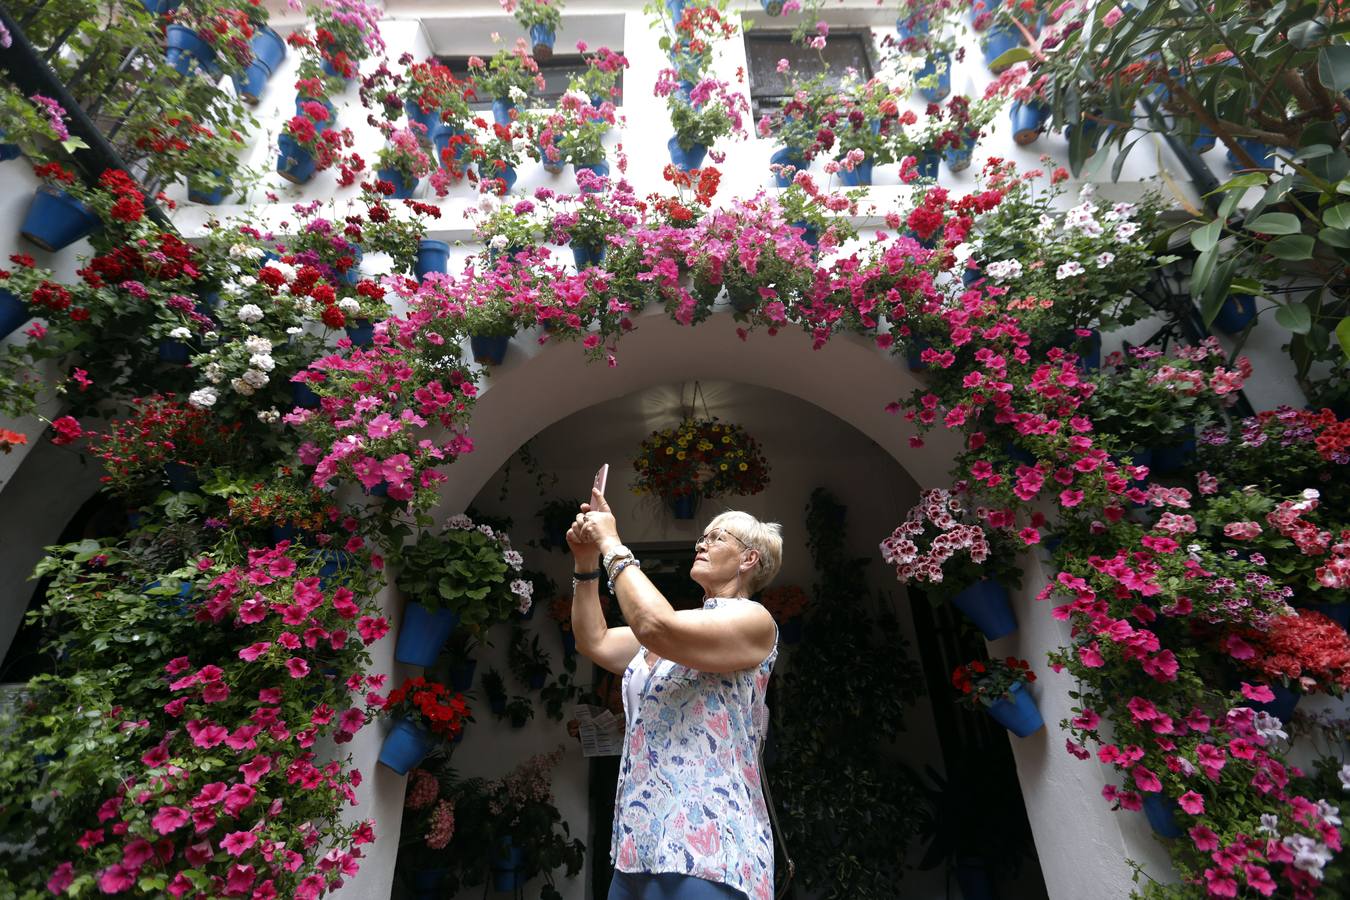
[576,488,621,554]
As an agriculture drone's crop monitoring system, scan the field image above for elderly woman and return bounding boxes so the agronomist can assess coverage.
[567,488,783,900]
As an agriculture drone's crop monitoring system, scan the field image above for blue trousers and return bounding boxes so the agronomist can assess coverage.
[607,872,747,900]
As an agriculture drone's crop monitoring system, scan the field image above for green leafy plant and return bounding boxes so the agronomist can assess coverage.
[396,516,531,628]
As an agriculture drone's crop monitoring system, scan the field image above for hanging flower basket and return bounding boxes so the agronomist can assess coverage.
[396,602,463,666]
[405,99,442,137]
[916,52,951,103]
[633,416,772,516]
[233,60,272,105]
[492,838,526,891]
[574,160,610,192]
[981,24,1021,72]
[20,185,102,252]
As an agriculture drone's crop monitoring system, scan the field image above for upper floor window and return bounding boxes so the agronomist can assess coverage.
[440,54,625,110]
[744,29,877,118]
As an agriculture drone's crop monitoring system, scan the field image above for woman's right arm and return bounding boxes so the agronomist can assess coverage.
[569,523,639,675]
[571,574,638,675]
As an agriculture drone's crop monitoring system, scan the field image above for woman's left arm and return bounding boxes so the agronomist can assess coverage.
[610,564,776,673]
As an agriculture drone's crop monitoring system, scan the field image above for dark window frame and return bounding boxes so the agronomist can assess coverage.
[437,53,625,110]
[744,28,879,119]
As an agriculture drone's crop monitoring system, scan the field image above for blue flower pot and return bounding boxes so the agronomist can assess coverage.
[1213,293,1257,333]
[945,136,975,171]
[291,381,321,409]
[165,25,217,77]
[321,57,352,83]
[0,139,19,162]
[163,461,202,493]
[377,167,418,199]
[378,718,435,775]
[528,671,546,690]
[313,549,354,589]
[915,151,940,180]
[250,24,286,71]
[21,185,102,252]
[668,136,707,172]
[158,339,191,364]
[951,579,1017,640]
[345,319,374,347]
[492,869,523,892]
[338,244,363,285]
[416,239,450,281]
[1003,442,1036,466]
[450,658,478,692]
[666,0,687,21]
[232,59,272,105]
[408,868,450,900]
[470,334,510,365]
[762,0,786,13]
[1252,682,1300,724]
[144,580,195,617]
[1192,126,1216,153]
[1151,435,1196,474]
[955,860,997,900]
[1227,138,1276,170]
[486,165,517,194]
[404,99,442,137]
[671,495,697,519]
[530,23,556,57]
[1141,792,1184,839]
[431,125,465,169]
[187,170,226,205]
[986,680,1044,737]
[982,24,1020,72]
[140,0,182,13]
[492,98,517,127]
[769,147,806,187]
[1010,101,1048,145]
[277,134,316,184]
[0,289,29,341]
[295,95,336,124]
[793,220,819,249]
[780,617,804,644]
[837,159,874,186]
[572,243,605,269]
[917,52,951,102]
[574,160,610,191]
[396,601,462,666]
[962,264,982,286]
[493,839,525,875]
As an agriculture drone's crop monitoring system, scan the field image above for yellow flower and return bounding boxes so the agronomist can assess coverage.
[738,462,748,471]
[676,451,686,460]
[719,463,728,471]
[665,446,674,455]
[721,435,731,443]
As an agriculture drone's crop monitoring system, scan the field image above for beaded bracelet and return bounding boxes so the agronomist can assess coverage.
[607,558,641,594]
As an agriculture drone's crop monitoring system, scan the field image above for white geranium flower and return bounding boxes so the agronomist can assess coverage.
[203,331,218,342]
[1107,202,1137,221]
[478,194,499,215]
[1338,763,1350,791]
[204,363,224,384]
[238,304,264,324]
[477,524,495,539]
[489,234,509,251]
[231,377,256,396]
[1116,221,1140,240]
[268,262,297,282]
[446,514,473,529]
[249,353,276,372]
[244,336,272,354]
[510,578,533,598]
[237,275,257,288]
[985,259,1023,283]
[188,388,218,408]
[229,243,264,260]
[338,297,361,313]
[1095,252,1115,268]
[1302,488,1321,500]
[1253,711,1287,743]
[1056,261,1085,280]
[168,326,192,340]
[241,369,269,388]
[508,85,528,103]
[286,326,304,335]
[257,407,281,424]
[503,549,523,569]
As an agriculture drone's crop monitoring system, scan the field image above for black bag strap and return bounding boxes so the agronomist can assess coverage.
[757,725,795,900]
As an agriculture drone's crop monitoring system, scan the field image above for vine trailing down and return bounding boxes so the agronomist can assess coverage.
[0,2,1348,898]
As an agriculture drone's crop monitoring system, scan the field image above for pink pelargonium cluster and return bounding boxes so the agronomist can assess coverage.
[425,799,455,849]
[1266,491,1332,557]
[881,488,990,584]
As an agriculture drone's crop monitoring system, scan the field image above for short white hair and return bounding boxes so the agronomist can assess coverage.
[706,510,783,595]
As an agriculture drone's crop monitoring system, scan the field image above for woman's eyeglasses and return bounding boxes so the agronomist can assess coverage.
[694,528,749,554]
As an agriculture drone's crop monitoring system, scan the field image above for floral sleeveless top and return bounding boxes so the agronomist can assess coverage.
[611,597,779,900]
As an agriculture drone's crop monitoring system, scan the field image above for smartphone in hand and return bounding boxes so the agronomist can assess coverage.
[592,463,609,497]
